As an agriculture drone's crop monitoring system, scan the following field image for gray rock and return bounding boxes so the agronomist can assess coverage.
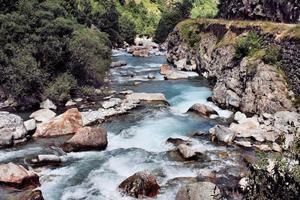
[24,119,37,132]
[65,99,76,107]
[101,98,122,109]
[164,70,189,80]
[187,103,217,118]
[209,125,236,144]
[126,93,169,104]
[177,144,202,160]
[0,112,28,147]
[30,109,56,123]
[40,99,56,110]
[176,182,221,200]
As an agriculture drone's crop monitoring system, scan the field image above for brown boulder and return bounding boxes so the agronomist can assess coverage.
[21,190,44,200]
[119,170,160,198]
[33,108,82,138]
[0,163,40,188]
[187,103,218,118]
[62,126,108,152]
[160,64,172,75]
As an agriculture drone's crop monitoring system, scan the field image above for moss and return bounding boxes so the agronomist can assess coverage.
[177,18,300,40]
[234,31,262,59]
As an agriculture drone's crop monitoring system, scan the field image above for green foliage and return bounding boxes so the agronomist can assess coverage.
[0,0,112,106]
[68,28,111,87]
[245,133,300,200]
[119,14,136,44]
[46,72,77,102]
[262,45,281,65]
[154,0,193,43]
[116,0,160,36]
[191,0,218,18]
[234,31,262,59]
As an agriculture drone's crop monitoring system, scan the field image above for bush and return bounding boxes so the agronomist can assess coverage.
[154,0,193,43]
[191,0,218,18]
[234,31,262,59]
[119,14,136,45]
[68,28,111,87]
[46,72,77,102]
[262,45,281,65]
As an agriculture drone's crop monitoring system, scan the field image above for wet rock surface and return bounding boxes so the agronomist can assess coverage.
[62,126,108,152]
[119,170,160,198]
[176,182,221,200]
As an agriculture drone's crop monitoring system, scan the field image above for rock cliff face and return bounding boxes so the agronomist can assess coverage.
[218,0,300,24]
[167,19,299,114]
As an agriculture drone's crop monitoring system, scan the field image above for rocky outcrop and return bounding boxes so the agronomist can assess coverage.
[0,163,40,188]
[33,108,82,137]
[218,0,300,24]
[62,127,108,152]
[0,112,28,147]
[167,19,298,114]
[119,170,160,198]
[176,182,221,200]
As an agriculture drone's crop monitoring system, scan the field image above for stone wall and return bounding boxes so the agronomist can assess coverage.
[166,19,299,114]
[218,0,300,24]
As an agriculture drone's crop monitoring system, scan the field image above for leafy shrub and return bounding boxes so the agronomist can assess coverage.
[119,14,136,44]
[46,72,77,102]
[154,0,193,43]
[262,45,281,65]
[68,28,111,87]
[234,31,262,59]
[191,0,218,18]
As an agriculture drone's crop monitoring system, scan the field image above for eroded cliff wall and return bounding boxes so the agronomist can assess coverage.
[218,0,300,24]
[167,19,300,114]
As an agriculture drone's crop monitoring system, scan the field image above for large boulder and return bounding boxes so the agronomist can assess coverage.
[126,93,169,105]
[119,170,160,198]
[30,109,56,123]
[33,108,82,138]
[176,182,221,200]
[187,103,218,118]
[209,125,236,144]
[0,163,40,188]
[0,112,28,147]
[62,127,108,152]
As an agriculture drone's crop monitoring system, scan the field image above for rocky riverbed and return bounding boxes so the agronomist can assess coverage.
[0,39,299,200]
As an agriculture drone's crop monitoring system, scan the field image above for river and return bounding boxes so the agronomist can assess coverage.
[0,51,248,200]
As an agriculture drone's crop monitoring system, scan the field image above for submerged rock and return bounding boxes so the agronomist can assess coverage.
[119,170,160,198]
[176,182,221,200]
[62,127,108,152]
[0,163,40,188]
[110,61,127,68]
[34,108,82,138]
[166,138,190,146]
[209,125,236,144]
[29,109,56,123]
[0,112,28,147]
[187,103,218,118]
